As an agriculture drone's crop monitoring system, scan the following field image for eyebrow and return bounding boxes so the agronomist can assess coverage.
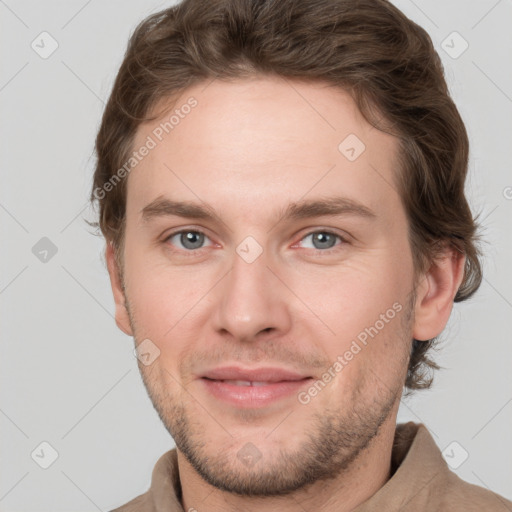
[140,195,377,225]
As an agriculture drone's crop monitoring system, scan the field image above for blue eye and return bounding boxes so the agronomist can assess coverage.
[163,229,347,255]
[165,230,213,251]
[299,231,345,251]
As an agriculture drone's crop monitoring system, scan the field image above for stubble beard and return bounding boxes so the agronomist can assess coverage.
[125,294,414,497]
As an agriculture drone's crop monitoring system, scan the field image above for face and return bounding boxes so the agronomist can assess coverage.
[112,76,421,496]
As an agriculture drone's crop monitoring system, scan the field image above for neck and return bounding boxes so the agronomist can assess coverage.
[177,412,398,512]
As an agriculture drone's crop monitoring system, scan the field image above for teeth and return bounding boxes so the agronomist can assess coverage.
[221,380,272,386]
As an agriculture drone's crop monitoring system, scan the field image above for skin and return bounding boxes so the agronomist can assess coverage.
[106,76,465,512]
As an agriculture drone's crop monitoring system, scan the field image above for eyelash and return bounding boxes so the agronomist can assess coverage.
[162,228,348,256]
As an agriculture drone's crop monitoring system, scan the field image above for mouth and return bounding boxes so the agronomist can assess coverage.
[203,378,301,386]
[200,365,312,383]
[198,368,314,408]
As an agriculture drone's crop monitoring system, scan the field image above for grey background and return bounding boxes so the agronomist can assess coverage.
[1,0,511,510]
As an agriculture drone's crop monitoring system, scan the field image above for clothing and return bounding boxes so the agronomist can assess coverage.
[111,422,512,511]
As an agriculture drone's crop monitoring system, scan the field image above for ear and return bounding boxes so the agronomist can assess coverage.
[105,241,133,336]
[412,244,466,341]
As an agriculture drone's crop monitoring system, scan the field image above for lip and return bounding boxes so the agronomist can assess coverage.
[200,365,310,382]
[198,366,313,408]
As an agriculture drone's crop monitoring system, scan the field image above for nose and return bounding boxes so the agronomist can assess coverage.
[211,244,292,343]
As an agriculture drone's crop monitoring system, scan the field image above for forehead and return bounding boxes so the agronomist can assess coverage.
[127,76,400,221]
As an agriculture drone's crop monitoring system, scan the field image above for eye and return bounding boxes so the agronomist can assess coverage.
[163,228,348,255]
[164,229,213,251]
[297,230,347,252]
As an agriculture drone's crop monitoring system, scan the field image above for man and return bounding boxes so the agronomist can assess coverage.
[90,0,511,510]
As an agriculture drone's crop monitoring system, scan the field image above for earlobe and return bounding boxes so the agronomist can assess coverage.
[105,242,133,336]
[412,245,466,341]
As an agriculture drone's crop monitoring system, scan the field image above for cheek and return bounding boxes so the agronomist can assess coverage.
[305,256,411,378]
[321,298,410,403]
[123,246,172,336]
[128,276,190,340]
[305,258,405,333]
[124,248,213,356]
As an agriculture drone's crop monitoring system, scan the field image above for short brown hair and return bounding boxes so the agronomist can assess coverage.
[90,0,483,392]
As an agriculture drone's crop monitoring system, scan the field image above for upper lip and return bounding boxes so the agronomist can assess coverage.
[200,366,312,382]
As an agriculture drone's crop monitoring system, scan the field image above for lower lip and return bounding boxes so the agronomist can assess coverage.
[200,378,313,408]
